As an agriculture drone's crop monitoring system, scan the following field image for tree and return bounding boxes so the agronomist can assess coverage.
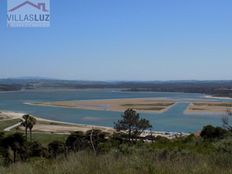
[114,109,152,142]
[200,125,228,140]
[2,133,26,163]
[28,141,48,158]
[28,117,37,141]
[85,129,108,155]
[21,114,30,141]
[222,107,232,131]
[65,131,87,153]
[22,115,36,141]
[0,132,10,166]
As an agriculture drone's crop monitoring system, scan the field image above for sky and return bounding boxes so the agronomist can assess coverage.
[0,0,232,81]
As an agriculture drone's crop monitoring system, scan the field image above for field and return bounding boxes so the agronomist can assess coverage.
[187,102,232,114]
[31,98,175,113]
[0,119,21,131]
[29,133,68,145]
[0,118,68,145]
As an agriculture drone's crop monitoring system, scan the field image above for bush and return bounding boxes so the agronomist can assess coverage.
[28,141,48,158]
[215,138,232,154]
[48,141,65,158]
[200,125,228,140]
[65,131,87,152]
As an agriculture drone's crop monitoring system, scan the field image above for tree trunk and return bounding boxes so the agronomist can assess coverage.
[64,147,67,159]
[13,151,16,163]
[128,127,131,142]
[25,127,28,141]
[90,128,96,155]
[30,128,32,141]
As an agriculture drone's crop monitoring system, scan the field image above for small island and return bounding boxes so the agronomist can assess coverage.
[30,98,175,113]
[186,102,232,114]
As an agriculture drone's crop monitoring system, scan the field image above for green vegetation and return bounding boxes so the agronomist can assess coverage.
[0,150,232,174]
[133,107,164,111]
[0,109,232,173]
[122,105,165,111]
[122,103,173,107]
[21,114,36,141]
[114,109,152,142]
[29,133,68,146]
[1,130,232,174]
[0,119,21,131]
[200,125,228,140]
[121,103,174,111]
[191,108,206,111]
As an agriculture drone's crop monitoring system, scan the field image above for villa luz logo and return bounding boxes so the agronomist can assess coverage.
[7,0,50,28]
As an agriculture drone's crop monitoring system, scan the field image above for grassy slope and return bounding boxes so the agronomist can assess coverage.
[1,135,232,174]
[31,133,68,145]
[0,119,232,173]
[6,131,68,146]
[0,124,67,148]
[0,119,68,145]
[0,119,21,131]
[1,150,232,174]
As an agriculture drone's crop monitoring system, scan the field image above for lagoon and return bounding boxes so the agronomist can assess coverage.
[0,89,231,133]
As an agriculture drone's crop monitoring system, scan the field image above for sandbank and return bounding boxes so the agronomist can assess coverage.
[29,98,175,113]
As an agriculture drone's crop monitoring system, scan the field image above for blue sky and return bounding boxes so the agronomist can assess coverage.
[0,0,231,81]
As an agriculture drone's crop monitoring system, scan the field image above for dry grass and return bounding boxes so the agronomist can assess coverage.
[1,151,232,174]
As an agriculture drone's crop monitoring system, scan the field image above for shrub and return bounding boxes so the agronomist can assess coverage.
[28,141,48,158]
[200,125,228,140]
[48,141,65,158]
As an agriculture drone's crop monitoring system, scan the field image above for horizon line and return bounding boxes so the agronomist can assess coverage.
[0,77,232,82]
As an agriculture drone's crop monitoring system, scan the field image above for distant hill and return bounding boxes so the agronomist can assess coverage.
[0,78,232,98]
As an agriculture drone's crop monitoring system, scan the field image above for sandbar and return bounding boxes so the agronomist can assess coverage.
[186,102,232,114]
[29,98,175,113]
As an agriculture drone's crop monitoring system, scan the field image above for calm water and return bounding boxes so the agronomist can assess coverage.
[0,89,231,133]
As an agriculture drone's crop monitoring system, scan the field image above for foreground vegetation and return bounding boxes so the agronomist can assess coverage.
[1,149,232,174]
[1,129,232,174]
[0,109,232,173]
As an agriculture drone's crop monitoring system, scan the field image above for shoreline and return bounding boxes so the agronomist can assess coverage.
[0,110,115,133]
[0,110,189,138]
[184,101,232,115]
[204,95,232,100]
